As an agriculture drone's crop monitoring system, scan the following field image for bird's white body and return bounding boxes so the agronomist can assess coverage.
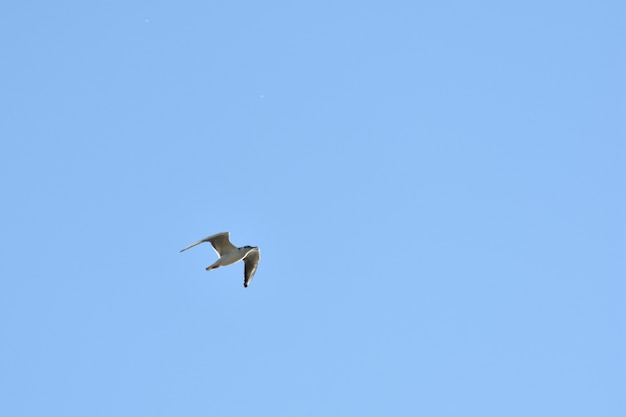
[207,246,256,269]
[180,232,260,288]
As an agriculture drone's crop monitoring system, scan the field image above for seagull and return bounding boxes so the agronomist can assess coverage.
[180,232,260,288]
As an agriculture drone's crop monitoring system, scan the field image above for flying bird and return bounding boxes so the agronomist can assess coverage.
[180,232,260,288]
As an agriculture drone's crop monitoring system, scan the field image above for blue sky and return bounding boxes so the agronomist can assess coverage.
[1,1,624,416]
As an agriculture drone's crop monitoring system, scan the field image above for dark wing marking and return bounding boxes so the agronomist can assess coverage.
[243,248,260,288]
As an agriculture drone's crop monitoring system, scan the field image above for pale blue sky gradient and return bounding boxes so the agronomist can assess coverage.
[1,1,624,416]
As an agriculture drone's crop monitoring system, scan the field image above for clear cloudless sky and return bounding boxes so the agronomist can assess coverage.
[0,1,624,416]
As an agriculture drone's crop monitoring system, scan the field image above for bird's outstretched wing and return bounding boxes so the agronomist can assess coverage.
[243,248,260,288]
[180,232,237,256]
